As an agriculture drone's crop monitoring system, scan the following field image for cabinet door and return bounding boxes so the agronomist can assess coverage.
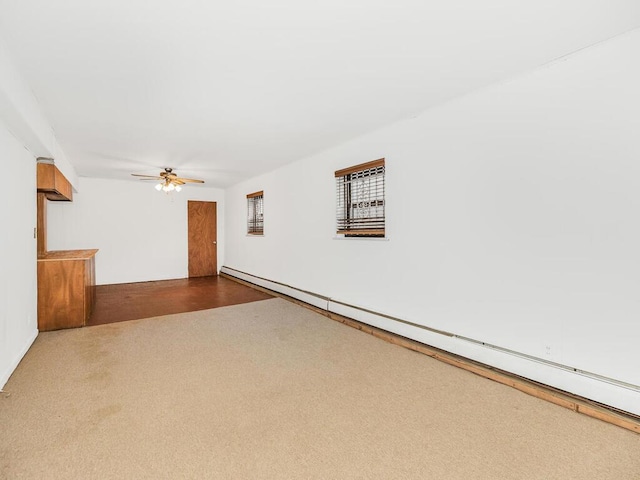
[38,260,85,331]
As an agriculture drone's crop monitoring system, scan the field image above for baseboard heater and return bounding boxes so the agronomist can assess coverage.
[220,265,640,424]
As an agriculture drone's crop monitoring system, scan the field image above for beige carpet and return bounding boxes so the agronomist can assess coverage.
[1,298,638,479]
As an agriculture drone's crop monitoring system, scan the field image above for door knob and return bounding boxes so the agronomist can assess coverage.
[213,241,217,244]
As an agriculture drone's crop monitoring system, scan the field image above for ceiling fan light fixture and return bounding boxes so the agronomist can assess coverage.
[155,183,163,191]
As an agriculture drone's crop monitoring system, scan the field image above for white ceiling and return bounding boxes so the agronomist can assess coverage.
[1,0,639,188]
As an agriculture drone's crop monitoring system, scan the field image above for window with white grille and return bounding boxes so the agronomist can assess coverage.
[335,158,385,237]
[247,191,264,235]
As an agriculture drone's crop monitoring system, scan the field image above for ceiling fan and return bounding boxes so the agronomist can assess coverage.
[131,167,204,192]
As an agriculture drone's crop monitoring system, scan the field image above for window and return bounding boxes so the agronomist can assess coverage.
[335,158,385,237]
[247,191,264,235]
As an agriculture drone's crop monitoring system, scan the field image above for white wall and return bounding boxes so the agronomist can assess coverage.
[0,35,72,389]
[224,30,640,414]
[47,177,225,285]
[0,38,78,188]
[0,120,38,388]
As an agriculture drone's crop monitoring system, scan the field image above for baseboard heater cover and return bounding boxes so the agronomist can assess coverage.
[220,266,640,418]
[220,267,329,311]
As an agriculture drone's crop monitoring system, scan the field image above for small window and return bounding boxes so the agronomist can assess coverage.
[247,191,264,235]
[335,158,385,237]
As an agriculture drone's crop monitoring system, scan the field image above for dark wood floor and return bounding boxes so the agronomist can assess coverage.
[87,275,273,326]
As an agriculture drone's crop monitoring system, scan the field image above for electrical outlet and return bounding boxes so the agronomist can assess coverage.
[34,227,37,239]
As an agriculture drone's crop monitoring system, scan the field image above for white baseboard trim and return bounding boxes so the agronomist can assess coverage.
[0,327,38,390]
[221,266,640,417]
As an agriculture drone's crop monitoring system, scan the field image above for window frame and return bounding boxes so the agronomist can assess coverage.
[246,190,264,236]
[335,158,385,238]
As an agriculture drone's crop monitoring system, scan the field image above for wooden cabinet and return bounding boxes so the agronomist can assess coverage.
[37,163,73,201]
[37,249,98,331]
[35,161,97,331]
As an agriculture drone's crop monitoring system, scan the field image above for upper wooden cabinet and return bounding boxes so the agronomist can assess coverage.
[37,163,73,201]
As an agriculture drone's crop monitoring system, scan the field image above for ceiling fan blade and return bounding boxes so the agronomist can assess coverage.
[131,174,163,179]
[176,178,205,183]
[172,179,186,185]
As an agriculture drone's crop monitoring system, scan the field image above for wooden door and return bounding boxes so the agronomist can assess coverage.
[188,201,217,277]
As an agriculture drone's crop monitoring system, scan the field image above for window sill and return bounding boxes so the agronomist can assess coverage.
[332,236,389,241]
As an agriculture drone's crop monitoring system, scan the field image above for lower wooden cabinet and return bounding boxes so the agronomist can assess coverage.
[37,249,98,331]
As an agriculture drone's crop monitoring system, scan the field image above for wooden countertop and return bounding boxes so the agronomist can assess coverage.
[37,249,99,261]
